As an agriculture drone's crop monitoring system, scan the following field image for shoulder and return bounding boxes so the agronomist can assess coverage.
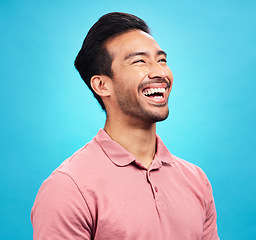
[156,135,206,180]
[59,137,103,169]
[171,155,212,193]
[172,155,205,176]
[55,136,109,180]
[37,134,115,197]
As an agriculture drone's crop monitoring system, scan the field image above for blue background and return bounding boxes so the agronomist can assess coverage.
[0,0,255,239]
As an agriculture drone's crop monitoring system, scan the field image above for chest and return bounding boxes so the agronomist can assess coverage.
[83,166,205,240]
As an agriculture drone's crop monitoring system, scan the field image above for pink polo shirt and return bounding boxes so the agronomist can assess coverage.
[31,129,219,239]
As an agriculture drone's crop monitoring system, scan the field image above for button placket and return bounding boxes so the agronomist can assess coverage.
[146,171,155,198]
[148,170,165,208]
[146,170,161,202]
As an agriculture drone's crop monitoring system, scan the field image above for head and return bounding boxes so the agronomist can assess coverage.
[74,12,151,111]
[101,30,173,124]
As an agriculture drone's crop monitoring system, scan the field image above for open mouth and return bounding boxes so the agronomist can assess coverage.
[142,87,165,99]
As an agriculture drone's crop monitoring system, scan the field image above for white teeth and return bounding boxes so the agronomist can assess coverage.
[142,88,165,96]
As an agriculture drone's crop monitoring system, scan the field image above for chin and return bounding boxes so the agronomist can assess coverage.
[143,109,169,123]
[154,112,169,122]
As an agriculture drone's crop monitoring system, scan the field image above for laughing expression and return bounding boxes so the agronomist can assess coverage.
[105,30,173,124]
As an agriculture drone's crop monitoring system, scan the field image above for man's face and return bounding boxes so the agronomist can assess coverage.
[105,30,173,124]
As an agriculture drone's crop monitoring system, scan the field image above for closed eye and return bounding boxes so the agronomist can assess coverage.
[132,59,146,64]
[158,58,167,63]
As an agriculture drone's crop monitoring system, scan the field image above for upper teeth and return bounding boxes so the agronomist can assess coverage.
[143,88,165,96]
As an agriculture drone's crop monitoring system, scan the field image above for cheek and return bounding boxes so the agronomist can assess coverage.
[166,68,173,82]
[123,69,145,85]
[165,65,173,76]
[113,67,148,94]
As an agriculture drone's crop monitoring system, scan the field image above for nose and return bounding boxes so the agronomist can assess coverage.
[148,61,167,79]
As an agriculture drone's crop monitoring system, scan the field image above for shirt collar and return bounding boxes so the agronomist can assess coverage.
[94,129,175,167]
[154,135,175,165]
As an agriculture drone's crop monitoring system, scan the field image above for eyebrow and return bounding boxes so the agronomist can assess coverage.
[124,50,167,60]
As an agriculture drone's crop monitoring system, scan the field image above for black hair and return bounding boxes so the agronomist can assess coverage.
[74,12,151,110]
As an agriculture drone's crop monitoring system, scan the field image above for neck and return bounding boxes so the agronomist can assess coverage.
[104,115,157,169]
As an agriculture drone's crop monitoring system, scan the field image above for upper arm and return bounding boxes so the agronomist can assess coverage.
[202,173,220,240]
[31,171,92,240]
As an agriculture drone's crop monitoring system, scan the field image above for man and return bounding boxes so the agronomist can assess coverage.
[31,12,219,239]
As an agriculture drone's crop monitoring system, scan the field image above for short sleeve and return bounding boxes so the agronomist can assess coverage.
[31,171,92,240]
[202,173,220,240]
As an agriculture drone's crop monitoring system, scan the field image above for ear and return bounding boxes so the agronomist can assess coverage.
[90,75,112,97]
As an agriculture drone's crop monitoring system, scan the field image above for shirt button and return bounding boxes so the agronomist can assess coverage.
[154,186,158,192]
